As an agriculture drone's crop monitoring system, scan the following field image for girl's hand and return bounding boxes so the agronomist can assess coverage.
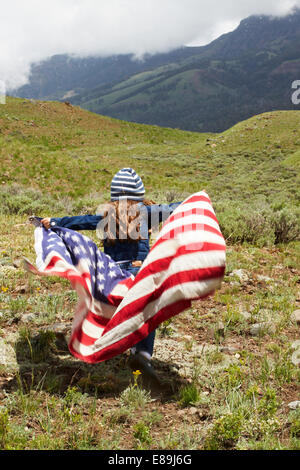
[41,218,51,229]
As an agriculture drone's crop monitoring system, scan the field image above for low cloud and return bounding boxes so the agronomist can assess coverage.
[1,0,300,90]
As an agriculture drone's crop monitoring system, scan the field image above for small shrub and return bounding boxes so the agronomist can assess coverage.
[178,384,200,407]
[120,384,151,409]
[8,296,28,316]
[289,409,300,439]
[0,408,9,450]
[224,364,246,390]
[205,350,224,365]
[158,318,174,337]
[258,388,280,417]
[272,208,300,244]
[216,201,275,246]
[105,408,131,425]
[165,190,188,203]
[0,184,70,216]
[204,412,244,450]
[273,351,298,385]
[215,200,300,247]
[17,327,57,363]
[133,421,152,448]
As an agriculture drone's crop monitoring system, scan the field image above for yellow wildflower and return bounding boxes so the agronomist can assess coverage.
[132,369,142,387]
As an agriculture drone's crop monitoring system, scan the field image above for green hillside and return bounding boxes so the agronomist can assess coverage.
[0,98,299,450]
[1,97,299,245]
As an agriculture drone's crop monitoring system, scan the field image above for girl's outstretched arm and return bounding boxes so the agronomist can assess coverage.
[147,202,182,231]
[42,214,103,231]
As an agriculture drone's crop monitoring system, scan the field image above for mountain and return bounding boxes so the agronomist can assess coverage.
[12,10,300,132]
[12,48,200,102]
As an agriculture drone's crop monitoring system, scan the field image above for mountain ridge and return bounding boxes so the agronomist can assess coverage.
[12,9,300,132]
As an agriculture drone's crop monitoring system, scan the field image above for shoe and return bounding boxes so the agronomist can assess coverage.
[128,352,161,390]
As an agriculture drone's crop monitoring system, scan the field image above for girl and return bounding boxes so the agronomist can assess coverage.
[42,168,181,387]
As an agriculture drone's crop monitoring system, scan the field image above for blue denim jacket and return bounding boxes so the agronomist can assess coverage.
[50,202,181,265]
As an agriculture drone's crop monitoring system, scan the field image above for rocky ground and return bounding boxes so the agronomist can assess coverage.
[0,243,299,450]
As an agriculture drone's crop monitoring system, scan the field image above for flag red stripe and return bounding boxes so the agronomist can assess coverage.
[72,328,96,347]
[103,265,225,334]
[160,224,222,240]
[44,265,91,293]
[71,311,110,347]
[153,224,224,250]
[69,289,219,363]
[135,242,225,283]
[85,311,110,327]
[70,310,110,347]
[107,294,123,306]
[45,256,91,282]
[184,195,211,205]
[69,299,192,363]
[45,256,63,270]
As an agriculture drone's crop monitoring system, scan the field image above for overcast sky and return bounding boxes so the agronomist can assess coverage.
[1,0,300,90]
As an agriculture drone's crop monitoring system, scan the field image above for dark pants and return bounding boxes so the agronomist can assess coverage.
[119,262,156,357]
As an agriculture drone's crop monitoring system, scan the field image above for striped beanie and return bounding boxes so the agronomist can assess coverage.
[110,168,145,201]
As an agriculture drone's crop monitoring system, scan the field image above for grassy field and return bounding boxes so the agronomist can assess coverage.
[0,97,299,450]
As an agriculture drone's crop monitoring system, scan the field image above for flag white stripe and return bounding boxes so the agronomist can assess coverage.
[171,200,217,215]
[110,282,133,298]
[159,214,221,238]
[90,277,221,354]
[155,225,224,248]
[88,298,117,317]
[142,231,225,269]
[111,249,226,311]
[34,228,46,270]
[81,318,105,339]
[76,270,223,356]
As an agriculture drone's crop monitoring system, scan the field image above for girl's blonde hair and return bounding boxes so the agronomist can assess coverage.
[101,199,155,245]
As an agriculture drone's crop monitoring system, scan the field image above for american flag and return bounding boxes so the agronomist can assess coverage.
[25,191,226,363]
